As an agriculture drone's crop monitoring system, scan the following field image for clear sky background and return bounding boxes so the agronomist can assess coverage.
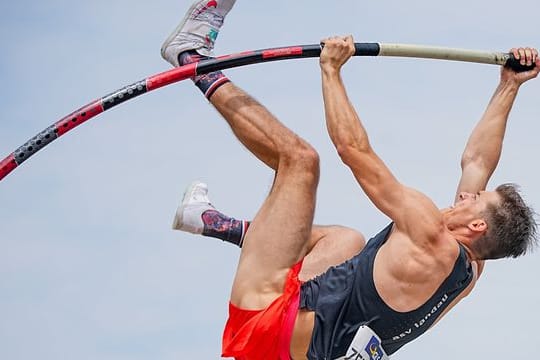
[1,1,539,359]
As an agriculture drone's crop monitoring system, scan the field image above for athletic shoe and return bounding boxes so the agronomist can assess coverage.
[161,0,236,67]
[172,180,215,233]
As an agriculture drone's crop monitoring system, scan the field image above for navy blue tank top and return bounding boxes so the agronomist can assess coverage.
[300,223,474,358]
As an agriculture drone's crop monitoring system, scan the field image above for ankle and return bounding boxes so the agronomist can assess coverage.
[201,210,248,247]
[178,51,230,99]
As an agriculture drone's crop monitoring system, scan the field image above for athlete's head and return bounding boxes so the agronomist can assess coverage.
[468,184,537,260]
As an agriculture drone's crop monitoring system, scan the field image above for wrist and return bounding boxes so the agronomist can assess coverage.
[497,78,521,92]
[320,64,341,77]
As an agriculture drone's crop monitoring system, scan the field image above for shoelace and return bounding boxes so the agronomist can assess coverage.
[191,187,210,203]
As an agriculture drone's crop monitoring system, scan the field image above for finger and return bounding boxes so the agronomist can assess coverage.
[525,47,533,66]
[532,48,538,63]
[329,36,343,46]
[523,58,540,78]
[330,36,345,49]
[511,48,519,60]
[320,37,337,49]
[345,35,355,53]
[322,36,339,43]
[519,48,526,65]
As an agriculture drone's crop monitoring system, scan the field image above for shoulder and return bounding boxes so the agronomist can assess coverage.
[389,187,452,247]
[386,226,461,273]
[394,221,458,259]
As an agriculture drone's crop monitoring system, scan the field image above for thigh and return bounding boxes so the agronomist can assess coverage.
[230,164,318,309]
[299,225,366,281]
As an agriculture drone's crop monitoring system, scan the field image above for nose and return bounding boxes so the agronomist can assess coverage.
[459,192,472,201]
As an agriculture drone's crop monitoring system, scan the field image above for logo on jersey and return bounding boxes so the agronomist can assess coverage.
[365,336,384,360]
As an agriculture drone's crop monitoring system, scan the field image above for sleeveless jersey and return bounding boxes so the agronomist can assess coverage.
[300,223,474,359]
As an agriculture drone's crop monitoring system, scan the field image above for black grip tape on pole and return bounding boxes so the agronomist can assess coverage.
[354,43,381,56]
[505,53,536,72]
[319,42,381,57]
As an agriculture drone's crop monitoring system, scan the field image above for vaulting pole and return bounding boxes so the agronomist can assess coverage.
[0,42,533,182]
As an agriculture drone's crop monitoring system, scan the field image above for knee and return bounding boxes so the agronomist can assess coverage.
[297,144,320,174]
[282,139,320,174]
[330,225,366,253]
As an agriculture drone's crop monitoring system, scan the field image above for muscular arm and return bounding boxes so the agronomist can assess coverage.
[456,48,539,276]
[456,48,540,202]
[456,81,520,200]
[320,58,404,218]
[320,36,443,240]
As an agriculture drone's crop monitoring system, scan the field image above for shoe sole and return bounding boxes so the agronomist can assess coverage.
[171,180,203,230]
[160,0,206,59]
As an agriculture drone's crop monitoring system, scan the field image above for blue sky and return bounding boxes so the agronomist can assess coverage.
[1,0,539,359]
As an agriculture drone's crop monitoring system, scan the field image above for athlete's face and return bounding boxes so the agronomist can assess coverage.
[445,190,501,229]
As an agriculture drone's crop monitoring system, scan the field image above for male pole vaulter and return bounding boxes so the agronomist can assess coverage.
[163,1,539,358]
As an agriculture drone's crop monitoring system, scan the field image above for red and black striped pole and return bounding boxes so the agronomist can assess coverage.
[0,42,531,182]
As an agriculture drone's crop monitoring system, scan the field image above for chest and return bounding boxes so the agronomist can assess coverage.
[372,240,458,312]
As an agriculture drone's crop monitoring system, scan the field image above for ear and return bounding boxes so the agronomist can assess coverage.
[468,219,487,233]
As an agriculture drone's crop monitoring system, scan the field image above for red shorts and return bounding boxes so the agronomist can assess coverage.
[221,261,303,360]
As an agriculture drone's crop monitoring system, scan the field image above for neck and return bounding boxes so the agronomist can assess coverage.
[455,240,480,261]
[441,209,484,261]
[447,228,482,261]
